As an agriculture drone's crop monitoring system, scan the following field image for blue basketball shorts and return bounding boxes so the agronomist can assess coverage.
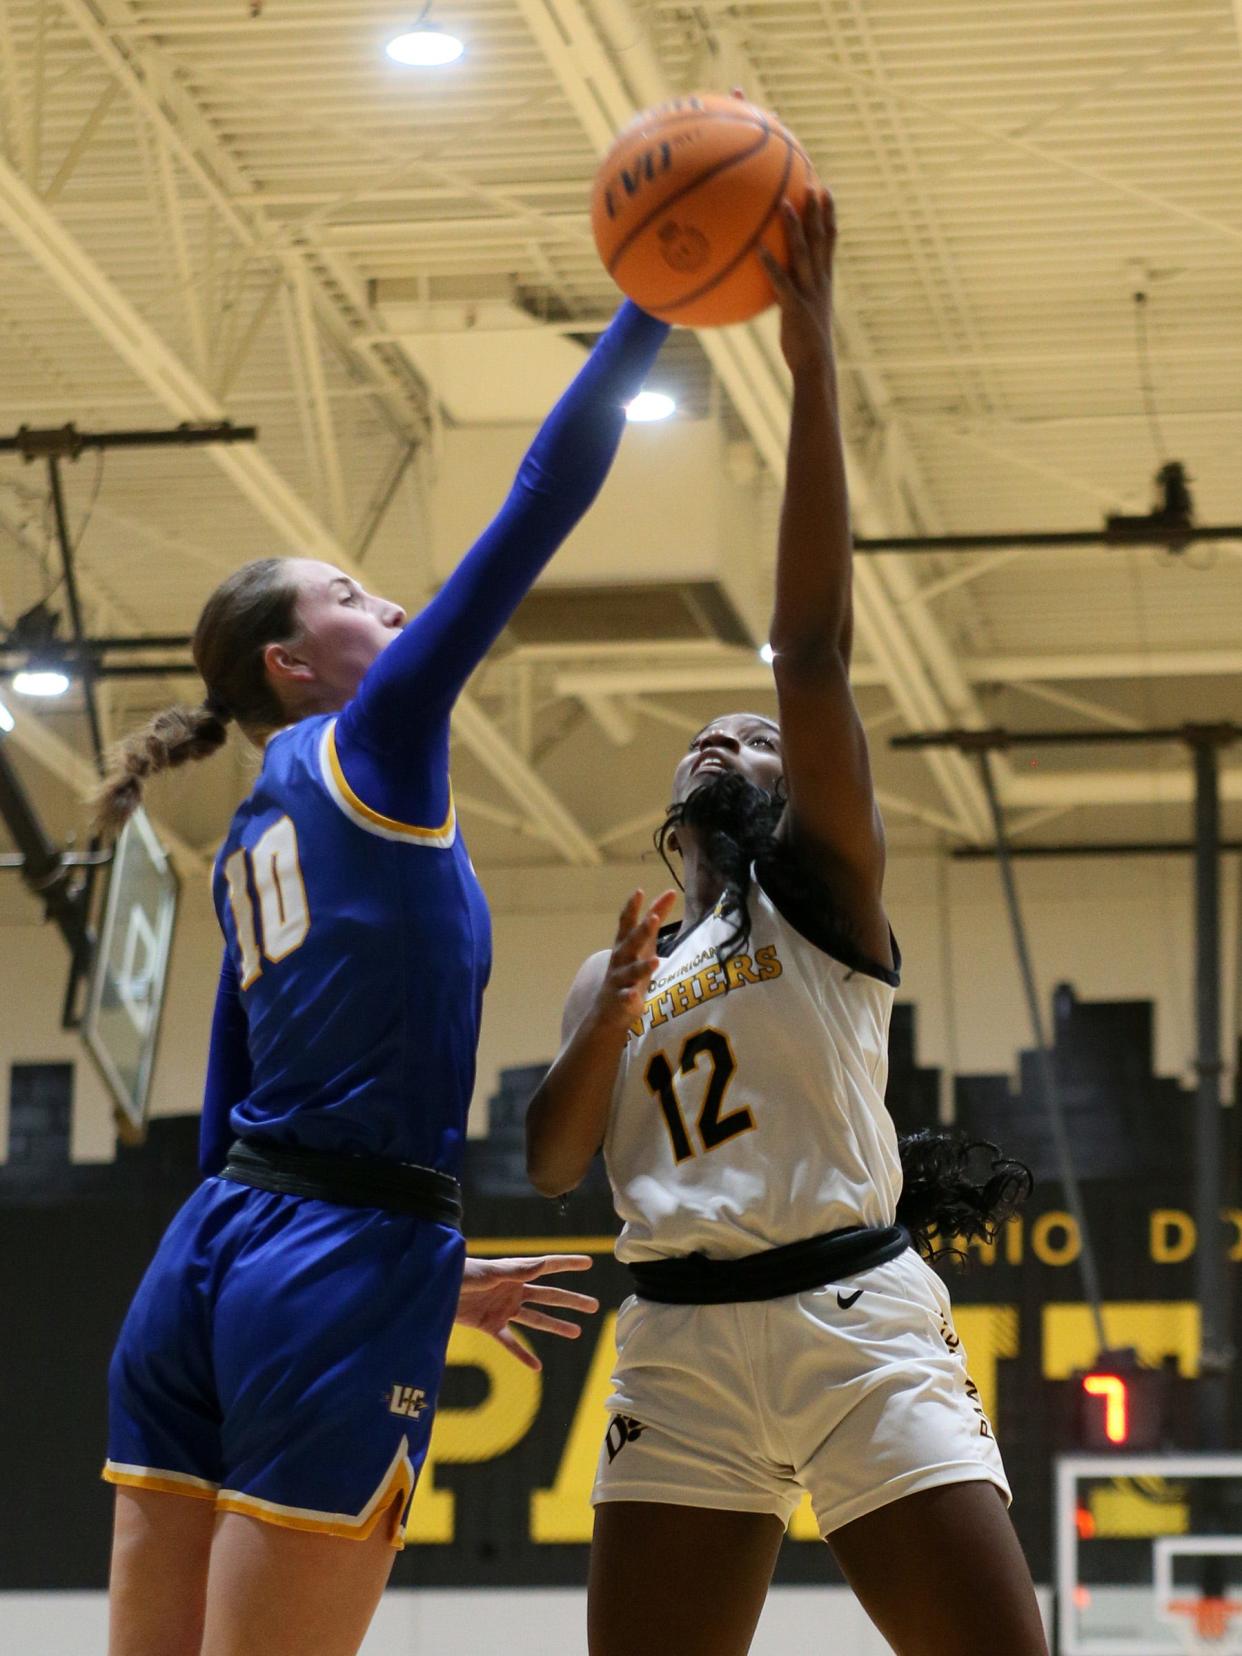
[104,1175,464,1546]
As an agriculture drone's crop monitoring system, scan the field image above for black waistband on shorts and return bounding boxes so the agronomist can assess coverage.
[221,1139,463,1230]
[627,1223,910,1304]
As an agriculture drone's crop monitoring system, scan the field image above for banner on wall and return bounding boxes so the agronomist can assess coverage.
[1,1013,1238,1592]
[387,1179,1242,1588]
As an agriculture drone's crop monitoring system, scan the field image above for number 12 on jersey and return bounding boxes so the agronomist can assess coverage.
[646,1028,755,1164]
[223,815,310,988]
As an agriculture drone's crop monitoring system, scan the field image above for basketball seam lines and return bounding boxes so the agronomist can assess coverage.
[604,104,723,144]
[605,118,772,277]
[653,136,796,317]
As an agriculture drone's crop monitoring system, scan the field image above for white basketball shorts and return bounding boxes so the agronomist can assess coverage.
[592,1248,1010,1537]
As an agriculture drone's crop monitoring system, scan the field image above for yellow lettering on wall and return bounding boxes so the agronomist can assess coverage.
[530,1313,619,1543]
[405,1326,542,1544]
[965,1233,998,1267]
[1031,1211,1080,1266]
[970,1218,1023,1264]
[1042,1301,1200,1381]
[1150,1210,1196,1264]
[1147,1208,1242,1263]
[952,1305,1019,1425]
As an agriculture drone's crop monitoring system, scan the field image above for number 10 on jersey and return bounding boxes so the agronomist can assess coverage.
[223,815,310,987]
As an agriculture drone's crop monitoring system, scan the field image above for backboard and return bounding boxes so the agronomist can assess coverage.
[82,808,178,1139]
[1057,1455,1242,1655]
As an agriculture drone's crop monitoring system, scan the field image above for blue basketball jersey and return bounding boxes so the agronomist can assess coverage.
[194,302,668,1182]
[212,713,491,1175]
[106,302,669,1541]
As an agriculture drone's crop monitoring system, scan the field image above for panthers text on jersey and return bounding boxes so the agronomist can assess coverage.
[605,877,902,1261]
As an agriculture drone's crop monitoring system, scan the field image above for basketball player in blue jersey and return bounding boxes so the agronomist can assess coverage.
[93,299,668,1656]
[527,195,1048,1654]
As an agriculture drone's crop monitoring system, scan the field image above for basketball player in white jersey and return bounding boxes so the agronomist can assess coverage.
[526,192,1047,1655]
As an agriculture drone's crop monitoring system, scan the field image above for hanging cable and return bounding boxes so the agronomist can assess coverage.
[976,751,1109,1354]
[1133,288,1170,466]
[935,842,962,1128]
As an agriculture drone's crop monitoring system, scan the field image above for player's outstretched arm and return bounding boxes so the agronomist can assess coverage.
[526,889,677,1197]
[340,303,669,755]
[455,1254,599,1371]
[760,194,891,969]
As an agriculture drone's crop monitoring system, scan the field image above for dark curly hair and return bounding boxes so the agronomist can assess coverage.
[655,769,1033,1259]
[895,1128,1032,1262]
[654,770,786,961]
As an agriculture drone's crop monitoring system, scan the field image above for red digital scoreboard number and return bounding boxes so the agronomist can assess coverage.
[1082,1372,1130,1444]
[1074,1357,1167,1450]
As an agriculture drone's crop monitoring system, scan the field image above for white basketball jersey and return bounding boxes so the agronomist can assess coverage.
[605,877,902,1263]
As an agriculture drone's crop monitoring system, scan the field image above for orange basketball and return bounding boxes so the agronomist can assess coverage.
[591,93,818,328]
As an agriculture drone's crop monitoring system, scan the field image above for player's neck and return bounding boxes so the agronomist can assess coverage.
[676,844,728,935]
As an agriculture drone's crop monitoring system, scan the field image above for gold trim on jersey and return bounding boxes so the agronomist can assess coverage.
[215,1438,415,1546]
[104,1442,415,1547]
[102,1461,219,1501]
[319,720,457,847]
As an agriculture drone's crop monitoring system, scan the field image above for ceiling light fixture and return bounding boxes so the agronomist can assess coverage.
[0,695,13,732]
[13,669,70,698]
[625,390,676,423]
[386,26,464,66]
[759,643,775,664]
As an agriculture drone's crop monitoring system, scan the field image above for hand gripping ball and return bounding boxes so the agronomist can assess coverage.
[591,93,819,327]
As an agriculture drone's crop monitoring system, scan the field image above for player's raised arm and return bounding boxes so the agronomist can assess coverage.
[759,193,890,969]
[339,303,669,755]
[526,889,677,1197]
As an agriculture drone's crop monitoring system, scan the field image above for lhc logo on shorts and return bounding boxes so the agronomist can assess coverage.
[604,1414,647,1463]
[387,1383,428,1419]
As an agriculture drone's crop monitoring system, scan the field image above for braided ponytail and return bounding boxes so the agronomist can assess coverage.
[91,557,301,839]
[93,703,231,840]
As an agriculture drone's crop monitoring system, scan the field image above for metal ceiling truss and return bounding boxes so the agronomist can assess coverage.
[515,0,1015,840]
[19,638,1242,700]
[0,191,599,871]
[56,0,434,447]
[0,1,1235,861]
[0,467,202,872]
[0,1,605,866]
[549,644,1242,703]
[47,0,1023,857]
[1,698,205,873]
[813,0,1006,421]
[747,16,1242,257]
